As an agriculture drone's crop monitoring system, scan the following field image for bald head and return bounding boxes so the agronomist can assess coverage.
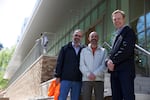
[88,31,99,45]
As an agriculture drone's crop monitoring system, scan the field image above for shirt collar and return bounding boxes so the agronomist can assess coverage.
[116,25,126,35]
[72,42,81,47]
[88,43,102,50]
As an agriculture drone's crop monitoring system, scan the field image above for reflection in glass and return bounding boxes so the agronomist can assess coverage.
[147,29,150,51]
[146,12,150,28]
[136,13,150,76]
[137,16,144,33]
[138,32,145,47]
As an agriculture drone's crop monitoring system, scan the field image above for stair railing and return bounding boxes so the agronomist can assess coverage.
[103,41,150,56]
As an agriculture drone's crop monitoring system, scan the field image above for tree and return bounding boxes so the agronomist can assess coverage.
[0,43,3,51]
[0,46,15,89]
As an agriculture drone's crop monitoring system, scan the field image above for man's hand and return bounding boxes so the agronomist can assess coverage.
[107,59,115,71]
[56,78,60,85]
[88,72,96,80]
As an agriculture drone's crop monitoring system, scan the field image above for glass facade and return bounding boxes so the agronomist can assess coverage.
[130,0,150,76]
[48,0,150,76]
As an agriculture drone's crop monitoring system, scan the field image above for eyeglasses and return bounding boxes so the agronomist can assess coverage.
[74,34,82,37]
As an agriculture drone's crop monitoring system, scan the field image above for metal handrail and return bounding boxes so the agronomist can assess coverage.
[103,41,150,56]
[102,42,112,49]
[135,44,150,56]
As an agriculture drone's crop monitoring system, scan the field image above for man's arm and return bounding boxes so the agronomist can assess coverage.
[55,47,64,78]
[110,27,136,65]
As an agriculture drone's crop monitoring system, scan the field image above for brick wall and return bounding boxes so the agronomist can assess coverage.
[4,56,57,100]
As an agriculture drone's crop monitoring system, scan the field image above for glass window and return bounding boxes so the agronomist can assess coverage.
[63,37,65,45]
[146,12,150,29]
[68,33,71,42]
[138,32,145,48]
[95,22,103,44]
[136,15,145,33]
[130,0,144,22]
[132,11,150,76]
[91,9,97,23]
[85,16,91,30]
[145,0,150,13]
[137,54,147,68]
[93,0,98,6]
[81,35,86,45]
[79,21,84,30]
[147,29,150,51]
[146,12,150,52]
[136,15,146,48]
[57,42,60,54]
[74,25,79,31]
[98,1,106,17]
[50,48,55,56]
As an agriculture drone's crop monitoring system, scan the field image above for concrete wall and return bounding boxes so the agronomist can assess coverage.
[4,56,57,100]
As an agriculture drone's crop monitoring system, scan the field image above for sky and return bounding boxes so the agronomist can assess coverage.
[0,0,37,48]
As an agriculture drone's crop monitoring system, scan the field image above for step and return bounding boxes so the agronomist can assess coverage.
[136,93,150,100]
[104,73,150,100]
[104,73,150,94]
[104,93,150,100]
[134,76,150,94]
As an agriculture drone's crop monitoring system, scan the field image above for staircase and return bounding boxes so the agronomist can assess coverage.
[104,73,150,100]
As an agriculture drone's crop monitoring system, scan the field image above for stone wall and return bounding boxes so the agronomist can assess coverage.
[4,56,57,100]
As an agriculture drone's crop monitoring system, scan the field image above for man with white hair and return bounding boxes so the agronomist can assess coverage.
[40,32,48,54]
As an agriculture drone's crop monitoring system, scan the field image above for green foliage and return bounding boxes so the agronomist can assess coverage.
[0,46,15,89]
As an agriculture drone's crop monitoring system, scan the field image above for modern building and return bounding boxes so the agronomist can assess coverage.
[3,0,150,100]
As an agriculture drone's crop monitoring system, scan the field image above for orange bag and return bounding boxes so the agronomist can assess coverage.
[48,79,60,100]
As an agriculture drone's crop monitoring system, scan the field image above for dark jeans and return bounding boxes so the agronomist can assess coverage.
[111,71,135,100]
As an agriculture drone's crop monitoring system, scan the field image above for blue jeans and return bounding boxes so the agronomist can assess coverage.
[58,80,82,100]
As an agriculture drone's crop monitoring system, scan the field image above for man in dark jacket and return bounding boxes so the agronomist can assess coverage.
[55,29,84,100]
[106,10,136,100]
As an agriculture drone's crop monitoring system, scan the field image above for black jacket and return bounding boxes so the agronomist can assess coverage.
[55,42,84,81]
[109,26,136,72]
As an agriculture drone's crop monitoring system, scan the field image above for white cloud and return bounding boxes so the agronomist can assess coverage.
[0,0,37,48]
